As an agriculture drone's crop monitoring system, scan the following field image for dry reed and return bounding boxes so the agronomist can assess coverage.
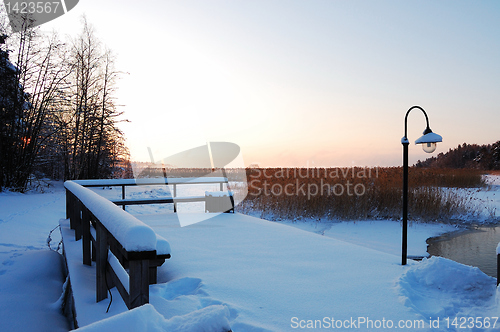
[237,167,486,222]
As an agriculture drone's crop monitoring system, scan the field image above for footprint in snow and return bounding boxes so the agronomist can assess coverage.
[154,277,207,300]
[2,259,15,266]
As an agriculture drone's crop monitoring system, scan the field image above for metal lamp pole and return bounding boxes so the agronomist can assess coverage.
[401,106,442,265]
[402,135,409,266]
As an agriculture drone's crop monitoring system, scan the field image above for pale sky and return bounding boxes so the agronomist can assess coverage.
[34,0,500,167]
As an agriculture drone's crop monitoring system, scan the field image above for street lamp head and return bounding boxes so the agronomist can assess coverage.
[421,142,437,153]
[415,127,442,154]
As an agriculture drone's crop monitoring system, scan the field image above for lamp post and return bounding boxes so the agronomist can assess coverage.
[401,106,442,265]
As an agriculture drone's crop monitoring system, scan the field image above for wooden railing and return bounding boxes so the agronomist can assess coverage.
[65,181,171,309]
[64,177,234,310]
[72,177,234,212]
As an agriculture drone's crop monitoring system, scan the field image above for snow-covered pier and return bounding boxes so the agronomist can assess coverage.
[2,177,499,331]
[61,178,235,329]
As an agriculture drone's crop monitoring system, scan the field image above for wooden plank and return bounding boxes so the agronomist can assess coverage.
[74,199,82,241]
[111,196,206,206]
[90,221,97,262]
[228,194,235,213]
[128,259,150,309]
[73,177,229,187]
[65,189,70,219]
[112,198,175,205]
[121,185,126,211]
[68,192,75,230]
[148,257,168,284]
[106,262,128,307]
[149,266,157,285]
[125,250,156,261]
[96,223,108,302]
[173,184,177,212]
[82,207,91,266]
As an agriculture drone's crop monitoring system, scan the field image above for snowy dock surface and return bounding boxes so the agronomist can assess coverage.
[61,212,430,330]
[140,213,429,330]
[2,178,499,331]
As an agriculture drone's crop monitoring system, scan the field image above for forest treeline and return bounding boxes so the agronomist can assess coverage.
[415,141,500,170]
[0,13,130,192]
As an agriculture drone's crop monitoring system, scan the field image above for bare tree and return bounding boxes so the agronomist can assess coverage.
[1,12,71,190]
[1,13,128,190]
[66,17,127,179]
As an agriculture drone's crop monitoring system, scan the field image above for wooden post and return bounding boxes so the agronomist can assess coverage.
[74,200,83,241]
[66,189,70,219]
[96,222,108,302]
[92,242,96,262]
[228,194,235,213]
[128,259,150,309]
[91,220,97,262]
[82,208,91,266]
[68,191,75,230]
[173,184,177,212]
[220,169,234,212]
[149,266,157,285]
[122,185,126,211]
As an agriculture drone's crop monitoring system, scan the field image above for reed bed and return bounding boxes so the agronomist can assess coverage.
[237,167,486,222]
[133,165,486,222]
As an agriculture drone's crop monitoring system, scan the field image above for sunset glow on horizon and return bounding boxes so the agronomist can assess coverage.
[37,0,500,168]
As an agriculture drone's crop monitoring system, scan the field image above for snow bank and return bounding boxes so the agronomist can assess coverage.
[77,303,231,332]
[65,181,157,252]
[0,250,69,332]
[398,256,496,319]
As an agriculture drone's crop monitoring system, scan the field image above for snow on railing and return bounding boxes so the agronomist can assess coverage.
[65,181,156,252]
[64,180,171,309]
